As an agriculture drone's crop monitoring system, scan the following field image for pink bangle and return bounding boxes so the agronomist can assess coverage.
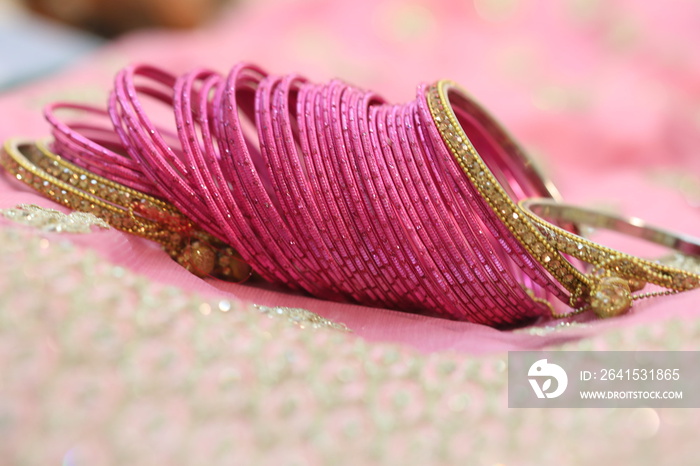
[44,102,159,194]
[254,74,346,300]
[391,101,509,321]
[266,76,375,302]
[295,83,375,299]
[348,88,431,310]
[370,102,470,316]
[110,65,206,224]
[215,63,306,289]
[315,82,397,304]
[424,81,573,305]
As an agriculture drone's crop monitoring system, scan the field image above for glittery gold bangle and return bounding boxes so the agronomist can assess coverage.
[426,81,700,318]
[520,198,700,318]
[0,138,251,281]
[426,81,591,306]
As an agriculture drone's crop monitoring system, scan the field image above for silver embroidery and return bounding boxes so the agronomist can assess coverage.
[0,204,110,233]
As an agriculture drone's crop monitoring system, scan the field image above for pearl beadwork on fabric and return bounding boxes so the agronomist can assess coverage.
[1,203,110,233]
[1,225,699,465]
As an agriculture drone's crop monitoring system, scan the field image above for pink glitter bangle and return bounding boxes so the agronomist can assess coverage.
[253,74,346,300]
[266,76,376,302]
[214,63,307,289]
[172,67,285,287]
[424,81,574,306]
[297,83,388,304]
[369,103,474,317]
[310,82,397,303]
[110,65,207,223]
[349,89,436,310]
[44,102,159,194]
[414,89,553,321]
[390,102,516,321]
[331,81,416,309]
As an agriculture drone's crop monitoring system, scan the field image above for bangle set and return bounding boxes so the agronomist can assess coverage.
[2,62,699,326]
[0,138,252,281]
[519,198,700,318]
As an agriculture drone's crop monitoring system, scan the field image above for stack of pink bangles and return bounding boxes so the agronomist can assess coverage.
[2,62,699,326]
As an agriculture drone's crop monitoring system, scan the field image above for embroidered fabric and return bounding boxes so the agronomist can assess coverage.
[1,226,699,465]
[1,203,110,233]
[2,0,700,463]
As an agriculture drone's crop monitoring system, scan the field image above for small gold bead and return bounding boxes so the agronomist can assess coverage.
[215,246,252,281]
[179,241,216,278]
[590,276,632,318]
[627,278,646,292]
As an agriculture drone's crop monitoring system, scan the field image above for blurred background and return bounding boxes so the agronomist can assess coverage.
[1,0,227,89]
[1,0,699,210]
[1,3,700,463]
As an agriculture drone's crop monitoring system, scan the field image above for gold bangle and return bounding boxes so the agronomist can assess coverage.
[519,198,700,317]
[426,81,590,303]
[1,138,251,281]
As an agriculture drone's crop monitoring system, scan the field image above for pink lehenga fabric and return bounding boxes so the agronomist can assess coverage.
[3,0,699,352]
[2,1,700,464]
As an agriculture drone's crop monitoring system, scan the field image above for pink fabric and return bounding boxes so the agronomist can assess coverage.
[2,0,700,353]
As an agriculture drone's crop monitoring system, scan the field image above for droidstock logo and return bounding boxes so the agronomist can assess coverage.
[528,358,568,399]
